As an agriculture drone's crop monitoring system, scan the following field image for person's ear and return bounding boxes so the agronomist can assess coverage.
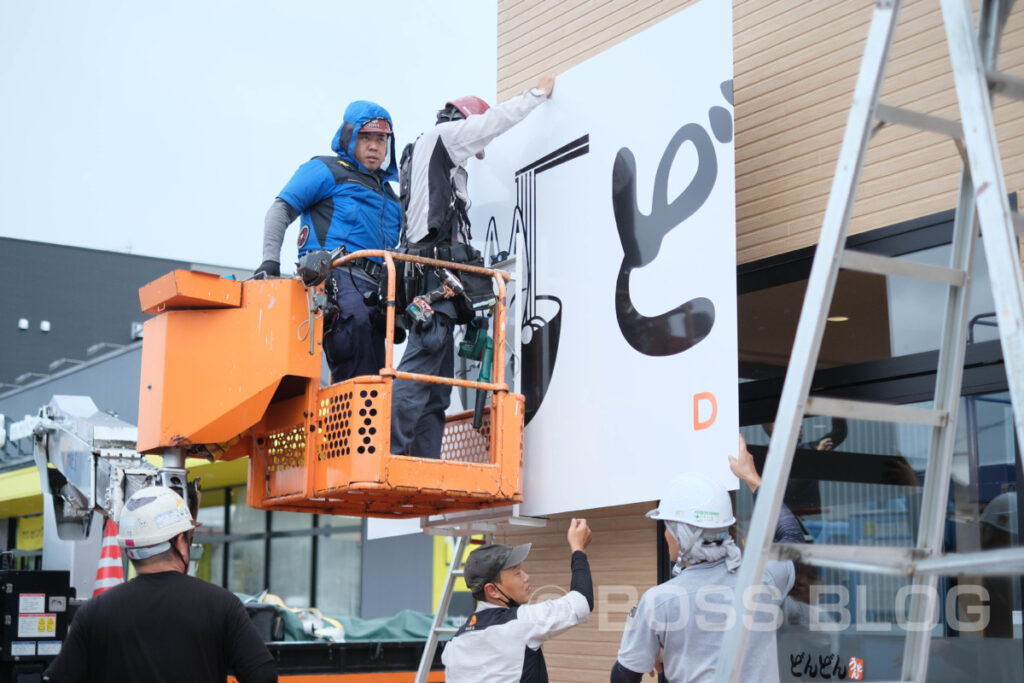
[176,533,190,554]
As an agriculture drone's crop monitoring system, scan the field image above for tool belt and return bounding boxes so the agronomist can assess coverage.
[344,257,384,285]
[401,241,495,325]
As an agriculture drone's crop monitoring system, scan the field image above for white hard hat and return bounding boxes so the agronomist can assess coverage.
[647,473,736,529]
[117,486,197,560]
[981,492,1018,534]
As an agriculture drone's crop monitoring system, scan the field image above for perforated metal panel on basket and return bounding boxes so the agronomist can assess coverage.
[440,414,492,463]
[317,385,385,459]
[266,425,305,471]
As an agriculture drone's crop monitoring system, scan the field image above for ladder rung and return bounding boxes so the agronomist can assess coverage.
[768,543,917,576]
[875,102,963,140]
[767,544,1024,579]
[914,547,1024,577]
[987,69,1024,101]
[806,397,948,427]
[841,249,966,286]
[450,569,464,577]
[433,626,458,635]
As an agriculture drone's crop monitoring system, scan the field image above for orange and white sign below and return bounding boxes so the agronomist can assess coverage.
[17,614,56,638]
[848,657,865,681]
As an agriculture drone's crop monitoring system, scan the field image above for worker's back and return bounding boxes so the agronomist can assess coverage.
[619,558,794,683]
[43,571,275,683]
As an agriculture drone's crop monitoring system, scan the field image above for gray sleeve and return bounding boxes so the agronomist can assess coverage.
[262,198,299,263]
[615,593,662,676]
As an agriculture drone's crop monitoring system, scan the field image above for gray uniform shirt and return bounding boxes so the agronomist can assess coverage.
[616,558,794,683]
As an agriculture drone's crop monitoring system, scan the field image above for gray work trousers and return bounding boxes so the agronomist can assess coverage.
[390,313,454,459]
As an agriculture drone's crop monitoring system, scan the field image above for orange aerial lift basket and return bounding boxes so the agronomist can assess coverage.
[136,251,524,517]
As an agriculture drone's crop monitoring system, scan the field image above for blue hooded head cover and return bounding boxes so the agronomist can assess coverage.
[331,100,399,182]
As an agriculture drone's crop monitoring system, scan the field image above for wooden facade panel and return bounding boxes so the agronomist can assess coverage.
[493,502,657,680]
[498,0,596,55]
[734,0,1024,263]
[497,0,698,99]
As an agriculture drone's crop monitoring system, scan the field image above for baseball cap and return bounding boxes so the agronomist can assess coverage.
[463,543,531,591]
[360,117,392,135]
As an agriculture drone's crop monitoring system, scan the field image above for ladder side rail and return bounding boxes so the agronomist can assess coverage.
[942,0,1024,459]
[415,535,470,683]
[900,169,979,681]
[713,3,905,681]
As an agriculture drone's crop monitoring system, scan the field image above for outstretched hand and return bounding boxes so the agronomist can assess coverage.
[536,74,555,98]
[567,518,591,553]
[729,434,762,493]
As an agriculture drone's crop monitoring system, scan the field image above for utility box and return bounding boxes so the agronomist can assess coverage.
[0,571,73,682]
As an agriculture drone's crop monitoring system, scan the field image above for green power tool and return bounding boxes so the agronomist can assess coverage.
[458,317,494,429]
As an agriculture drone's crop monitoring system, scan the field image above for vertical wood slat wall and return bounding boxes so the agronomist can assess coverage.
[494,503,656,681]
[495,0,1023,679]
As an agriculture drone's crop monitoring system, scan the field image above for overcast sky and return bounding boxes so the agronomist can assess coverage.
[0,0,496,269]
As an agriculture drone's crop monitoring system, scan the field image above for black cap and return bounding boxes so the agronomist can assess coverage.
[463,543,532,592]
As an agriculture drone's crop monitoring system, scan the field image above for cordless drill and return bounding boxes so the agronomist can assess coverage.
[406,268,465,325]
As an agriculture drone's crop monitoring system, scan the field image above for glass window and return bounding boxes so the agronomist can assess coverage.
[194,489,226,585]
[205,489,363,616]
[887,243,996,356]
[316,516,362,618]
[273,511,313,531]
[228,540,265,597]
[229,488,266,534]
[227,488,266,596]
[268,511,313,606]
[741,392,1022,681]
[269,535,311,606]
[738,229,997,380]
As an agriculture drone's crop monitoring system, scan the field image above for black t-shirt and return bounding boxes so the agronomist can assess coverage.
[43,571,276,683]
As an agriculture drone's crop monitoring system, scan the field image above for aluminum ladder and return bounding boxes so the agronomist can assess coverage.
[413,534,471,683]
[715,0,1024,681]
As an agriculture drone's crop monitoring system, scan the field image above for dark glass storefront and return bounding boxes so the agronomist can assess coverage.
[733,206,1023,681]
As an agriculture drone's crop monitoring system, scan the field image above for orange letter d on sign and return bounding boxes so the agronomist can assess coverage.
[693,392,717,431]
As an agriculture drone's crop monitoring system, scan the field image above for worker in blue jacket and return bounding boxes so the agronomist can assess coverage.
[256,101,402,382]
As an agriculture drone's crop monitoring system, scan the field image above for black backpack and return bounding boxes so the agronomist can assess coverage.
[395,138,494,324]
[398,141,416,245]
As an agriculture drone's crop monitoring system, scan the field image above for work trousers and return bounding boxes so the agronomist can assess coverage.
[323,268,384,383]
[390,313,454,459]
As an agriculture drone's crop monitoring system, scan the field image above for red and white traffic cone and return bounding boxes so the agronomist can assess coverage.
[93,519,124,596]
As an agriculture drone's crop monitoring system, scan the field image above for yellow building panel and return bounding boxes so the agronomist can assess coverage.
[0,457,250,519]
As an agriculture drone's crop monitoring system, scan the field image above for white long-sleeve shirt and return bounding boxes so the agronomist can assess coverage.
[404,88,548,244]
[441,590,591,683]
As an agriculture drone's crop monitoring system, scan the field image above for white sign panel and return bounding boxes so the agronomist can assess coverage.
[468,0,738,516]
[11,641,36,657]
[18,594,45,613]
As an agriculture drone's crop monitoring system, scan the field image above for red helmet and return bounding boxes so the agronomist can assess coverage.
[446,96,490,118]
[360,117,392,134]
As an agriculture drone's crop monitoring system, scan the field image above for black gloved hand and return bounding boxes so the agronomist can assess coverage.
[254,260,281,278]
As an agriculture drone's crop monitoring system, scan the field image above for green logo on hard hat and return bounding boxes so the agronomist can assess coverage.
[694,510,720,522]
